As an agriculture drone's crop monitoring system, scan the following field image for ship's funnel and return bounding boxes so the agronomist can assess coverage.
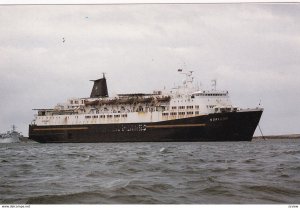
[90,74,108,98]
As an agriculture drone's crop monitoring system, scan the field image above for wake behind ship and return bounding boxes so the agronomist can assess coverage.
[29,70,263,143]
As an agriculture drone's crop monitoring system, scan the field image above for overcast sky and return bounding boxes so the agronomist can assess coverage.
[0,3,299,136]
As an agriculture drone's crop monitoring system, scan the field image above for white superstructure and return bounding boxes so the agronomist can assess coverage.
[32,71,237,126]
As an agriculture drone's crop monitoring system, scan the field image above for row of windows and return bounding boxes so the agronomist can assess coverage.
[68,104,201,111]
[172,105,199,110]
[43,111,201,119]
[85,114,128,119]
[194,93,227,97]
[163,111,200,116]
[70,100,84,104]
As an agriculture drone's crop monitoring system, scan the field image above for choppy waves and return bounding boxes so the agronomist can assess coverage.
[1,140,300,204]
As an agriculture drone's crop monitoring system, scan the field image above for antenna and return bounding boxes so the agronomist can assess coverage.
[211,79,217,91]
[11,125,16,132]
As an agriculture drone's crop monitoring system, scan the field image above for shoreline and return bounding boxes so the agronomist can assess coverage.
[253,134,300,140]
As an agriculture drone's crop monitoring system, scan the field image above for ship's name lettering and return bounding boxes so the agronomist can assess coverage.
[210,117,228,122]
[113,124,146,132]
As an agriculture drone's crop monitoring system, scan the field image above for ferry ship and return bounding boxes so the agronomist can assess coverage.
[29,70,263,143]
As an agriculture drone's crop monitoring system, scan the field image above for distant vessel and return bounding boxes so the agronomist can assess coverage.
[0,125,24,143]
[29,70,263,143]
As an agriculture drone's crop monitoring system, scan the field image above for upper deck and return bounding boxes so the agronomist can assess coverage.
[32,70,238,126]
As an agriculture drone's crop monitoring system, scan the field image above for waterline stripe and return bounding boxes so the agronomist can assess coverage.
[33,127,88,131]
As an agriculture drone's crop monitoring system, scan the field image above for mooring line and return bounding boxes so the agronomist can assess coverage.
[258,124,265,140]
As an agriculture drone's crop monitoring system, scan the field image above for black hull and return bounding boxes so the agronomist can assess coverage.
[29,110,263,143]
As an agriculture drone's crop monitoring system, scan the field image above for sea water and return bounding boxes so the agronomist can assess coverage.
[0,139,299,204]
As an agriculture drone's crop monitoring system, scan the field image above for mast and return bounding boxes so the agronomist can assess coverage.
[178,69,195,90]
